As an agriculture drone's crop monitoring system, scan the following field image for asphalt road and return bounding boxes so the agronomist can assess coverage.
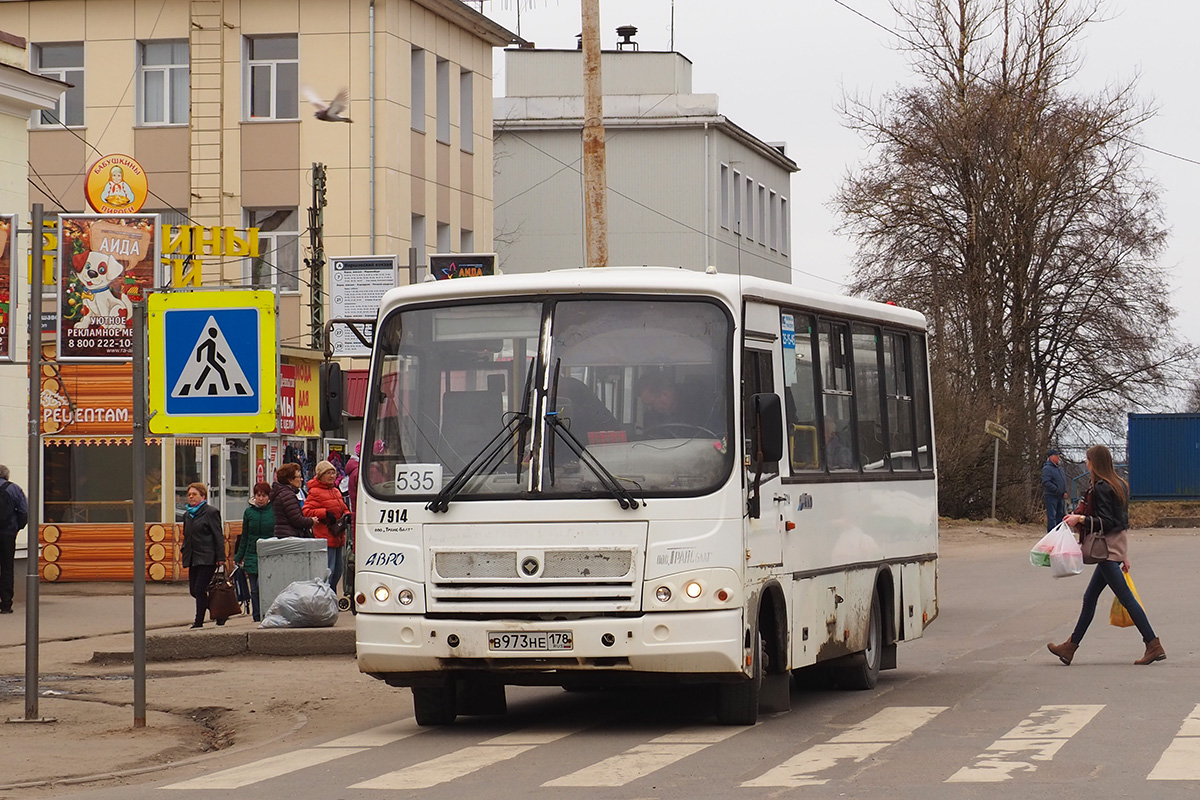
[52,528,1200,799]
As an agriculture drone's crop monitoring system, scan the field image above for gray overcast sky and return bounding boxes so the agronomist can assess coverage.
[483,0,1200,355]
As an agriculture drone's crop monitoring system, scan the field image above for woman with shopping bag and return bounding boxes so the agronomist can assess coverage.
[180,482,227,629]
[1047,444,1165,666]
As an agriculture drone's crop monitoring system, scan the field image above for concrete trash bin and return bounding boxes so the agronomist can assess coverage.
[257,537,328,613]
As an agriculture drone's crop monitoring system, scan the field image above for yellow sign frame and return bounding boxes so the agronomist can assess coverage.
[148,290,277,434]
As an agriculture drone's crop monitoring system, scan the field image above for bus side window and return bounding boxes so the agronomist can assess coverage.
[782,312,822,471]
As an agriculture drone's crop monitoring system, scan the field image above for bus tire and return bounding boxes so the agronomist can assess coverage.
[412,684,457,726]
[716,631,762,725]
[839,590,882,691]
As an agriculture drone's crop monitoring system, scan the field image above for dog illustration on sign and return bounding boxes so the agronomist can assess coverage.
[75,251,134,322]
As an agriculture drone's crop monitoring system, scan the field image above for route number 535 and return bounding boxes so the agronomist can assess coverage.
[394,464,442,494]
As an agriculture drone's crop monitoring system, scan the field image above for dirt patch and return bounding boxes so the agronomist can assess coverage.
[1128,501,1200,528]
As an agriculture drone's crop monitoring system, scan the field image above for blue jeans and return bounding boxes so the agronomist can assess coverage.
[327,545,345,596]
[1071,560,1156,644]
[1045,495,1066,531]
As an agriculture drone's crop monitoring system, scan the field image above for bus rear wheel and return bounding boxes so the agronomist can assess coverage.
[412,684,457,726]
[839,591,882,690]
[716,631,762,725]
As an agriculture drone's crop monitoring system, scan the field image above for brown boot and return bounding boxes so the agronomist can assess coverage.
[1135,638,1166,665]
[1047,640,1078,666]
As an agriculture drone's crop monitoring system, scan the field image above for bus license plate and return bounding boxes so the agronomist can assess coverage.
[488,631,573,652]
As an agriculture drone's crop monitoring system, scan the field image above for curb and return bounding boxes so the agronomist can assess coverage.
[92,626,356,662]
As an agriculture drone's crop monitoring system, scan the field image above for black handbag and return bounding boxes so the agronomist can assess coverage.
[207,569,242,620]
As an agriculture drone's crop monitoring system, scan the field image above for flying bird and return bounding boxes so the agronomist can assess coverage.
[305,87,353,123]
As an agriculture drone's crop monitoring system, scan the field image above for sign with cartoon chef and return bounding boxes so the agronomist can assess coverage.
[57,214,159,362]
[84,154,149,214]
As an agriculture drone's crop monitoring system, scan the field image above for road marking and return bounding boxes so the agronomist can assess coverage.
[353,726,584,790]
[317,719,425,748]
[946,704,1104,783]
[743,706,946,787]
[1149,704,1200,780]
[163,748,368,790]
[545,725,749,787]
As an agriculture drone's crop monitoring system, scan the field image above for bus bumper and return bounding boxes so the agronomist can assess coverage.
[357,608,745,680]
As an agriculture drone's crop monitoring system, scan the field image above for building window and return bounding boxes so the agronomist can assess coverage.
[138,40,188,125]
[719,164,730,230]
[412,214,426,263]
[436,222,451,253]
[411,47,425,131]
[744,176,754,242]
[246,36,298,120]
[461,228,474,252]
[780,197,789,255]
[459,69,474,152]
[245,208,300,292]
[732,170,742,235]
[769,190,778,251]
[436,58,450,144]
[32,43,84,127]
[758,185,767,244]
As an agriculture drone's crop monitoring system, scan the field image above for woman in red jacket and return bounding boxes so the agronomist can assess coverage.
[303,460,349,596]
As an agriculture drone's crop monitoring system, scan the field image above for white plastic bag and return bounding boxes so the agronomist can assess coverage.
[1030,522,1083,577]
[259,579,340,628]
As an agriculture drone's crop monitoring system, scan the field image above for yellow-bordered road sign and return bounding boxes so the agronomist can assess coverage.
[148,290,276,434]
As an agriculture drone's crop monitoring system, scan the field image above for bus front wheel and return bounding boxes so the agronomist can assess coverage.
[716,631,762,725]
[412,684,457,726]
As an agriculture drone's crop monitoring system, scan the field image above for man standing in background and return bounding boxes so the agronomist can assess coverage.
[0,465,30,614]
[1041,448,1068,531]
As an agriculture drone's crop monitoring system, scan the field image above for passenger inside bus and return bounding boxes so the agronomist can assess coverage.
[556,376,623,445]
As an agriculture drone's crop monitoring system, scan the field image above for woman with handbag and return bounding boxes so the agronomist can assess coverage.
[1047,444,1165,666]
[303,460,349,596]
[181,482,227,629]
[236,482,274,622]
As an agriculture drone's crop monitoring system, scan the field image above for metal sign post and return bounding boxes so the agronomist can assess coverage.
[984,419,1009,522]
[131,299,147,727]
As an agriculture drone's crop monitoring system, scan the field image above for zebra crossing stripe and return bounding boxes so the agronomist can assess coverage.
[742,706,947,787]
[946,704,1104,783]
[544,726,749,787]
[317,719,425,748]
[352,726,586,790]
[1149,704,1200,780]
[162,748,369,790]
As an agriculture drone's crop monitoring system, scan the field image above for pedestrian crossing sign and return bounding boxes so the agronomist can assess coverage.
[148,290,277,434]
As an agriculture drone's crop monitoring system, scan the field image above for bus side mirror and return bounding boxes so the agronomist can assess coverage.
[320,361,343,431]
[751,393,784,464]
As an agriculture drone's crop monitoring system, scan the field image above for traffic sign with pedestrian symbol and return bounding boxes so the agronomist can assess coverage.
[148,290,276,434]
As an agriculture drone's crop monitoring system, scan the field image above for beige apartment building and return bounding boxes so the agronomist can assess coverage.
[0,0,517,574]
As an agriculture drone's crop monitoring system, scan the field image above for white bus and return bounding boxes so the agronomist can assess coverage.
[352,267,937,726]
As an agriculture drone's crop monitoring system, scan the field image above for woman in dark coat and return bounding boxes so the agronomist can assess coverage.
[180,482,226,629]
[236,481,274,621]
[1048,444,1165,666]
[270,462,314,539]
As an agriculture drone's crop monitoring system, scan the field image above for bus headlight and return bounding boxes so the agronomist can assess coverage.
[397,589,414,605]
[655,586,672,602]
[374,585,391,603]
[684,581,703,599]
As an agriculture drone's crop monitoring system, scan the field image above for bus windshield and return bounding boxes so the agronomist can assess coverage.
[363,296,733,501]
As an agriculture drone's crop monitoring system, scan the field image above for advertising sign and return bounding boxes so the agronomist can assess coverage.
[58,214,159,362]
[429,252,496,280]
[292,359,320,437]
[279,363,297,434]
[40,360,133,436]
[329,254,397,356]
[0,214,13,361]
[84,154,149,214]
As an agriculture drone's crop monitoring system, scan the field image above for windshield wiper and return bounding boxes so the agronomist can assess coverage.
[427,359,535,513]
[544,359,641,510]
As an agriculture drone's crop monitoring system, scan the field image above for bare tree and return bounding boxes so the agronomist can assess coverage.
[834,0,1195,518]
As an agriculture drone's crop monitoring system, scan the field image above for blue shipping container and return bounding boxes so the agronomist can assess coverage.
[1127,413,1200,500]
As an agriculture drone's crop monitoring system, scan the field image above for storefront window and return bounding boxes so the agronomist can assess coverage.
[44,442,164,523]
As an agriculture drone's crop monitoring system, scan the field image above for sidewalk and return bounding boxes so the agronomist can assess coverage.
[0,582,373,795]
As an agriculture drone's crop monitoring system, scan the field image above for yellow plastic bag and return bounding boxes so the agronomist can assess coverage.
[1109,571,1144,628]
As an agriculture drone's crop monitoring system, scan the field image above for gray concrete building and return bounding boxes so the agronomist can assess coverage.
[494,43,797,281]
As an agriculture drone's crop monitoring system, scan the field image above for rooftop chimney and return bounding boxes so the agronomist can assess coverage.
[615,25,638,51]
